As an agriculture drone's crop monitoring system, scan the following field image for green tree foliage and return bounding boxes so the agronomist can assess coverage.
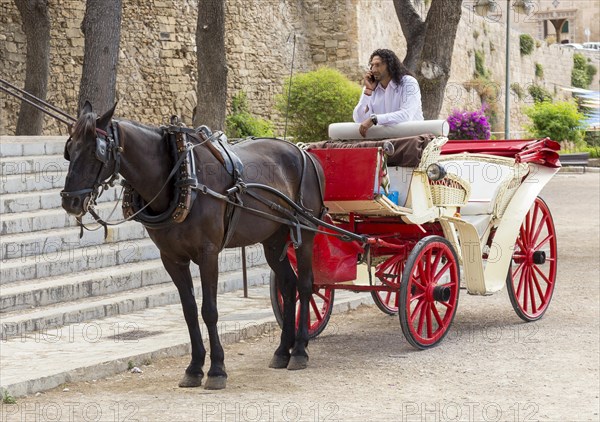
[276,67,362,143]
[225,91,274,138]
[571,53,598,89]
[524,100,585,144]
[519,34,535,56]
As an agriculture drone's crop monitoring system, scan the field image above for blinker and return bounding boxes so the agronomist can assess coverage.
[95,136,110,164]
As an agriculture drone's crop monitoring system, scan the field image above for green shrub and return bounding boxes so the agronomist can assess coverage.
[585,130,600,148]
[225,91,274,138]
[275,67,362,143]
[535,63,544,79]
[527,84,553,103]
[520,34,535,56]
[571,53,598,89]
[474,50,490,79]
[524,100,585,144]
[510,82,525,100]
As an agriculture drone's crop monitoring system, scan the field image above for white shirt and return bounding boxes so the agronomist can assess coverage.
[353,75,424,125]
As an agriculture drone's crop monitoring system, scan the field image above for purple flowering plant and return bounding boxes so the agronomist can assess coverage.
[447,108,491,140]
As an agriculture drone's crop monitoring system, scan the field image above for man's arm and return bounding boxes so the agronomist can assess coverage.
[353,88,373,123]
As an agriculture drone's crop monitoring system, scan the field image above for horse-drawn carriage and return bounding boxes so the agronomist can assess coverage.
[58,102,560,386]
[270,128,560,349]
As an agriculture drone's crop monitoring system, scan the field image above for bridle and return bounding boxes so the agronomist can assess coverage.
[61,121,135,238]
[60,122,122,226]
[60,120,212,238]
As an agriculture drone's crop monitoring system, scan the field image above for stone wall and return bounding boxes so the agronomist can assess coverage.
[1,0,598,137]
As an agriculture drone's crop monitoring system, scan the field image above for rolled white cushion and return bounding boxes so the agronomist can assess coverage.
[329,120,449,140]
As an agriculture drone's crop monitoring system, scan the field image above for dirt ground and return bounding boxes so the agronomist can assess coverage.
[1,173,599,422]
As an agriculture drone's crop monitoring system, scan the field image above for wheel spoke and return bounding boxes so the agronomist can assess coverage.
[431,249,444,275]
[531,214,548,246]
[533,264,553,285]
[417,259,426,283]
[534,233,554,252]
[410,299,425,324]
[425,249,433,281]
[525,208,532,240]
[528,273,537,314]
[426,303,433,338]
[433,261,452,284]
[515,264,527,298]
[416,300,427,333]
[431,304,444,327]
[531,270,546,306]
[309,296,323,321]
[512,261,525,279]
[516,235,527,254]
[314,290,328,301]
[523,267,530,312]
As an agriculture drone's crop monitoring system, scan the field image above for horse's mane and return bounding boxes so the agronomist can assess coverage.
[72,112,97,139]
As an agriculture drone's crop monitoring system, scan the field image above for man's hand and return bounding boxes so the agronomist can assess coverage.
[364,71,377,91]
[359,117,374,138]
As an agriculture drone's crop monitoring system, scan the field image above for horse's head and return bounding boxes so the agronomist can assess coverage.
[61,101,120,217]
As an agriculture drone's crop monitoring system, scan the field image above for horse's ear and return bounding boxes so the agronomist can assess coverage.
[81,101,93,116]
[97,102,117,131]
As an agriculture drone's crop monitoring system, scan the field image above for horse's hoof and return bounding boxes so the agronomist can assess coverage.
[204,376,227,390]
[178,373,203,388]
[269,354,290,369]
[287,355,308,370]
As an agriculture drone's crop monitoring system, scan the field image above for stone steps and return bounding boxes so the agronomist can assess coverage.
[0,221,147,260]
[0,237,159,285]
[0,187,119,214]
[1,200,123,234]
[0,136,270,344]
[0,264,270,339]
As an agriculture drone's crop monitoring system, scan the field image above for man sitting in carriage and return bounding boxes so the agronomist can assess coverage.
[353,48,424,138]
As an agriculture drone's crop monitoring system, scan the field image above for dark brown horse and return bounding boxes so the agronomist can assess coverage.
[61,102,325,389]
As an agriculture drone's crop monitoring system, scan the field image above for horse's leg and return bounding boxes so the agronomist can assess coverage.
[198,252,228,390]
[161,255,205,387]
[287,238,315,370]
[263,232,298,369]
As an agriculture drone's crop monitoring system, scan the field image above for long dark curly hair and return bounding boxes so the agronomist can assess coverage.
[369,49,414,86]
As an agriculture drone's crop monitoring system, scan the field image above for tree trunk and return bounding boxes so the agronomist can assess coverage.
[78,0,122,115]
[195,0,227,131]
[15,0,50,135]
[393,0,463,119]
[392,0,425,72]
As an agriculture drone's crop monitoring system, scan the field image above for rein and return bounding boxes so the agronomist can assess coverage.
[0,78,76,126]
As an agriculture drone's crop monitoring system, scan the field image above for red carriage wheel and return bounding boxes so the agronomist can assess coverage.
[399,236,460,349]
[269,271,334,339]
[371,254,404,315]
[506,197,557,322]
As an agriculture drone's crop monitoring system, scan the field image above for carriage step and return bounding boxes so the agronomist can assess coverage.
[1,200,124,235]
[0,187,119,214]
[0,220,147,261]
[0,264,271,340]
[0,246,267,312]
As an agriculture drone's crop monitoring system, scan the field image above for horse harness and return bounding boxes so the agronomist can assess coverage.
[67,118,359,253]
